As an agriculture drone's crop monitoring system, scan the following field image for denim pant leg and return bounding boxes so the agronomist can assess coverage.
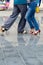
[18,5,27,32]
[30,3,39,30]
[31,16,39,30]
[26,2,39,30]
[3,5,20,31]
[25,8,34,29]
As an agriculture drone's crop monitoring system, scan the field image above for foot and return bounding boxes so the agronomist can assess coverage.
[32,30,41,35]
[0,26,5,36]
[18,30,27,34]
[29,28,34,34]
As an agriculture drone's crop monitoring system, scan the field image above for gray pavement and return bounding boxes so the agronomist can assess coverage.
[0,10,43,65]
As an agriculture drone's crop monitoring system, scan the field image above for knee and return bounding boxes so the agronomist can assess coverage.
[25,13,30,21]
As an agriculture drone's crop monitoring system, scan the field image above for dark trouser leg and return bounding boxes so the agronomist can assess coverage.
[18,4,27,33]
[2,5,20,31]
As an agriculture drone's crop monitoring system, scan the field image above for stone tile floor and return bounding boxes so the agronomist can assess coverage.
[0,10,43,65]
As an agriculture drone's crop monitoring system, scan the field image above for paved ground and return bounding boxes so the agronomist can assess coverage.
[0,10,43,65]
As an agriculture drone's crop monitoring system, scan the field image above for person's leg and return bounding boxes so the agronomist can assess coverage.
[25,7,34,29]
[30,2,40,35]
[30,2,40,31]
[25,7,35,33]
[31,15,39,31]
[31,16,40,35]
[0,5,20,31]
[17,4,27,33]
[26,1,37,29]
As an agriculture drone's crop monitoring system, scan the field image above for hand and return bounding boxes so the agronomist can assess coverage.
[36,6,40,13]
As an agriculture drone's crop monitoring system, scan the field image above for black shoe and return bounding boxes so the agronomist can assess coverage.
[18,30,27,34]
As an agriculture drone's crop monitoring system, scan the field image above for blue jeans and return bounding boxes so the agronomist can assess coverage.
[25,2,39,30]
[2,5,27,32]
